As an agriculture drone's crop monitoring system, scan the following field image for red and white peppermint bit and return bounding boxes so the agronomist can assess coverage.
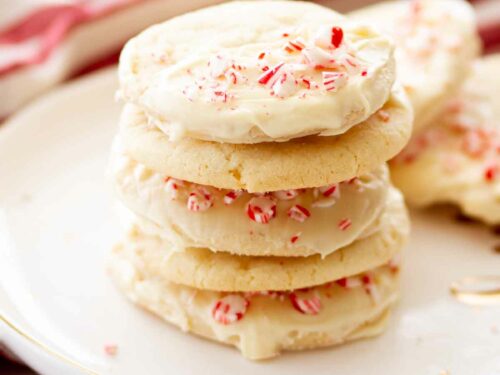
[302,46,339,70]
[330,27,344,48]
[225,68,242,85]
[484,163,498,182]
[338,218,352,231]
[284,38,306,53]
[312,183,341,208]
[211,89,230,103]
[287,204,311,223]
[462,129,490,158]
[208,54,230,78]
[164,177,184,199]
[246,196,277,224]
[258,62,284,85]
[319,184,339,198]
[271,71,298,98]
[377,110,391,122]
[290,232,302,244]
[362,274,380,304]
[103,344,118,356]
[336,276,362,289]
[300,77,311,89]
[388,253,402,273]
[187,187,213,212]
[339,54,361,75]
[322,71,348,92]
[272,189,299,200]
[289,290,322,315]
[313,26,344,49]
[257,290,285,300]
[223,190,243,205]
[212,295,249,325]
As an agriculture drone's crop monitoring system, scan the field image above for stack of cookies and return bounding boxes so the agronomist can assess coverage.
[108,1,413,360]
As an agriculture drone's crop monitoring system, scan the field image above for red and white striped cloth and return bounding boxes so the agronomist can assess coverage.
[0,0,224,119]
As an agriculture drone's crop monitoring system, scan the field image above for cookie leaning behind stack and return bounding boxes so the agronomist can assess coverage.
[108,1,413,360]
[351,0,480,132]
[391,55,500,225]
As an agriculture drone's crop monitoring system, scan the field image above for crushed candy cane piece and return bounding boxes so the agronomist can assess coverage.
[187,187,213,212]
[289,290,322,315]
[377,110,390,122]
[462,129,490,158]
[223,190,243,205]
[322,71,347,92]
[246,196,277,224]
[272,189,299,200]
[318,184,339,198]
[284,38,306,53]
[288,204,311,222]
[104,344,118,356]
[338,218,352,231]
[208,54,230,78]
[212,295,249,325]
[302,46,338,69]
[164,177,184,199]
[258,63,284,85]
[330,27,344,48]
[362,274,380,303]
[484,164,498,182]
[290,232,302,244]
[271,71,298,98]
[336,276,363,289]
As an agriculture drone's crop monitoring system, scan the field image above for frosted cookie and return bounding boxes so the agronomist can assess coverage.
[118,0,396,143]
[110,146,393,257]
[351,0,480,131]
[391,55,500,225]
[118,85,412,193]
[111,187,407,292]
[110,250,399,360]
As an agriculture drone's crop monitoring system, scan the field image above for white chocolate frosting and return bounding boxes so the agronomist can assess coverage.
[118,1,396,143]
[109,147,390,257]
[351,0,480,131]
[391,56,500,224]
[110,248,399,360]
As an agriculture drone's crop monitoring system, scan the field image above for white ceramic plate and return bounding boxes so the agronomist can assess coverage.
[0,69,499,375]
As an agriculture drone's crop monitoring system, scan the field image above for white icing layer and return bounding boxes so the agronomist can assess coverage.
[119,1,395,143]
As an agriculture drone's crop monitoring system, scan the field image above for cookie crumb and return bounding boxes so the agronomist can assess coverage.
[491,325,498,334]
[493,244,500,254]
[491,225,500,236]
[104,344,118,356]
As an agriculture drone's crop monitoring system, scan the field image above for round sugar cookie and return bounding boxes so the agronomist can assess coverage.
[112,188,408,292]
[390,55,500,225]
[351,0,480,131]
[118,85,412,193]
[118,0,396,144]
[109,251,398,360]
[110,148,391,257]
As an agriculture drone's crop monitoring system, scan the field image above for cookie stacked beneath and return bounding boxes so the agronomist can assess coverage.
[108,1,413,360]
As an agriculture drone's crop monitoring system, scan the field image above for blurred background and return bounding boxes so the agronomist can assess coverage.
[0,0,499,373]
